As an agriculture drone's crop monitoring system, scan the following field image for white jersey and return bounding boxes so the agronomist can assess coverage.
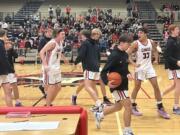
[45,39,63,73]
[135,39,153,72]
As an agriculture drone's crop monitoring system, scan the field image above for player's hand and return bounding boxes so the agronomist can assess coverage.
[108,80,119,89]
[177,61,180,67]
[127,73,133,81]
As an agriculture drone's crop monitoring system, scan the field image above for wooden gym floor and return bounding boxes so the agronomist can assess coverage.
[0,63,180,135]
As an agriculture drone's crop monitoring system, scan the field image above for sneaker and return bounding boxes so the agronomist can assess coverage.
[90,104,104,112]
[15,102,23,107]
[158,108,170,119]
[93,112,102,129]
[103,97,113,106]
[44,104,53,106]
[173,107,180,115]
[123,130,134,135]
[71,95,77,105]
[132,106,143,116]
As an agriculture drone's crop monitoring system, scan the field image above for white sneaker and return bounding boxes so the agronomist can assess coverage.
[93,112,103,129]
[123,130,134,135]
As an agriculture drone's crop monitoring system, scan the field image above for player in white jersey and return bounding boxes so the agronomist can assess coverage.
[40,29,66,106]
[127,27,170,119]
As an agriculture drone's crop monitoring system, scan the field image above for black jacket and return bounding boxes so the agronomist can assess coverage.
[0,40,11,75]
[101,47,130,92]
[74,38,100,72]
[7,48,18,73]
[164,36,180,70]
[38,36,51,52]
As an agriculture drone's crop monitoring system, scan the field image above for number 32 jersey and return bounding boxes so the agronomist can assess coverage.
[135,39,153,72]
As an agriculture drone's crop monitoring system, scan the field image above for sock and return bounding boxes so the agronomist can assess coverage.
[123,127,132,132]
[96,100,102,106]
[173,104,179,109]
[15,100,21,104]
[131,99,135,103]
[157,101,163,110]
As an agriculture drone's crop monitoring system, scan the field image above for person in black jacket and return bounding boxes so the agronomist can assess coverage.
[73,28,104,112]
[71,29,112,106]
[6,43,23,107]
[38,28,52,52]
[93,35,134,134]
[0,29,13,106]
[164,24,180,115]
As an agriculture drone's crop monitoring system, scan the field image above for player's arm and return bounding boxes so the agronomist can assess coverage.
[126,41,138,67]
[101,53,117,85]
[39,42,55,67]
[151,40,159,64]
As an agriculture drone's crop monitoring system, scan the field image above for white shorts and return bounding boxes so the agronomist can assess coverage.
[84,70,100,81]
[112,90,129,102]
[0,75,9,86]
[135,67,156,81]
[7,73,17,84]
[43,70,61,85]
[168,69,180,80]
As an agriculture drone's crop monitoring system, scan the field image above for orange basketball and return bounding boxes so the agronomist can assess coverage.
[108,72,122,85]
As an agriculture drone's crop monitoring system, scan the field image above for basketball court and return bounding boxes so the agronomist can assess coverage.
[0,63,180,135]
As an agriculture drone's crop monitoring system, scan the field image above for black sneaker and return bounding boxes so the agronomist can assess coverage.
[71,95,77,105]
[103,97,113,106]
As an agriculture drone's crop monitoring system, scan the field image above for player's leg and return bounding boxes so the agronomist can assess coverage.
[131,72,143,116]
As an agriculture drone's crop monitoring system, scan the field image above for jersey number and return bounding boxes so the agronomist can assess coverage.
[143,52,150,59]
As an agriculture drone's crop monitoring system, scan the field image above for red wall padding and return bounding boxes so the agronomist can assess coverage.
[0,106,88,135]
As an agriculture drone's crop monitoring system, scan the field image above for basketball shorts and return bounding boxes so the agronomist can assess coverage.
[0,75,9,86]
[112,90,129,102]
[135,67,156,81]
[43,70,61,85]
[168,69,180,80]
[7,73,17,84]
[84,70,100,81]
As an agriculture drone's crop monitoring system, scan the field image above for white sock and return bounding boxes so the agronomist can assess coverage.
[123,127,132,132]
[131,99,135,103]
[15,100,21,104]
[156,101,162,105]
[96,100,102,106]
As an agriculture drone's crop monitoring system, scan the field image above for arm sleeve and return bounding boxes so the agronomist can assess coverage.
[74,42,87,65]
[100,54,117,85]
[165,40,178,65]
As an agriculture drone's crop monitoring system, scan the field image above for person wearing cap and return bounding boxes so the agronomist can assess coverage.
[126,27,170,119]
[40,29,66,106]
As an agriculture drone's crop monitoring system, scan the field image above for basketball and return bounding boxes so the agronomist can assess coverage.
[108,72,122,85]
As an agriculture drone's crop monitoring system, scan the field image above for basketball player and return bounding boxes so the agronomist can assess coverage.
[73,28,103,111]
[0,29,13,106]
[94,35,134,135]
[164,24,180,115]
[5,36,23,107]
[40,29,66,106]
[126,27,170,119]
[71,29,112,105]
